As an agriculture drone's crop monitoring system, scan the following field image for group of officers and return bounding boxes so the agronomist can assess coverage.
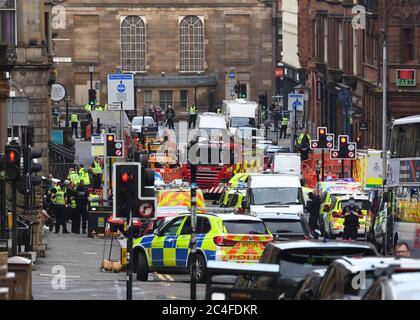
[45,157,103,234]
[69,103,108,138]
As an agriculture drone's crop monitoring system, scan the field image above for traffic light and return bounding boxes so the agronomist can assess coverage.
[88,89,96,106]
[330,135,357,159]
[239,83,247,99]
[24,147,43,186]
[105,133,123,158]
[113,163,155,220]
[5,144,21,180]
[310,127,334,150]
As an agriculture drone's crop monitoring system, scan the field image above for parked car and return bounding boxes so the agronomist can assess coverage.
[233,240,378,299]
[363,272,420,300]
[314,257,420,300]
[256,212,312,241]
[131,116,156,136]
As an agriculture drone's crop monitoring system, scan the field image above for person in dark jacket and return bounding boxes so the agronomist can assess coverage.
[76,179,89,234]
[342,196,363,240]
[306,192,321,235]
[165,105,175,130]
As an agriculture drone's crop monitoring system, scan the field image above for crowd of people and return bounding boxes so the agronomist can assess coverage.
[43,157,103,234]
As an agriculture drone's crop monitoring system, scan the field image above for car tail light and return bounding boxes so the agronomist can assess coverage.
[213,236,237,247]
[332,211,341,218]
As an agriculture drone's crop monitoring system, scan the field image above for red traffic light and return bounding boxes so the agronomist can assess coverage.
[7,150,16,162]
[121,172,133,183]
[107,134,114,142]
[319,128,326,135]
[340,136,347,144]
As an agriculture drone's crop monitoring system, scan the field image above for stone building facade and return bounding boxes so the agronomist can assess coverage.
[52,0,273,114]
[298,0,420,150]
[0,0,54,171]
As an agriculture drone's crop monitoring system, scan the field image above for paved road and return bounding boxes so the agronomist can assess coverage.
[32,228,206,300]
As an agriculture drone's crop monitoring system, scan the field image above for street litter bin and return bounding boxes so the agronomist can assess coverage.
[88,206,112,238]
[7,256,32,300]
[17,219,32,253]
[80,120,89,140]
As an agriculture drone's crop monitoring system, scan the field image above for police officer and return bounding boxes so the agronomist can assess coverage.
[71,112,79,138]
[95,104,103,111]
[188,105,197,129]
[342,196,363,240]
[78,164,91,187]
[53,183,68,234]
[306,192,321,236]
[66,182,79,234]
[76,179,89,234]
[67,167,80,185]
[280,116,288,139]
[85,103,92,113]
[47,181,61,232]
[297,129,311,161]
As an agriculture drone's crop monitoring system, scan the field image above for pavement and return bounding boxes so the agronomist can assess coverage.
[32,226,206,300]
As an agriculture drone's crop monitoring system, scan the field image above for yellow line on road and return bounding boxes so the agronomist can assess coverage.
[166,274,175,282]
[154,272,166,281]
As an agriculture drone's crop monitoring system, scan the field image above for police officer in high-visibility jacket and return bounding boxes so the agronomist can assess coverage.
[67,167,80,185]
[78,164,91,187]
[90,157,102,189]
[95,104,103,111]
[85,103,91,113]
[53,184,69,234]
[188,105,197,129]
[71,113,79,138]
[280,117,289,139]
[66,182,79,234]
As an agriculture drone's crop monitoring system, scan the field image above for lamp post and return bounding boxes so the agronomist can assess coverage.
[65,95,71,127]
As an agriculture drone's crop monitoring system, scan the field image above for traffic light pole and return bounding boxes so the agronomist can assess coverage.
[190,163,197,301]
[126,210,133,301]
[0,154,6,240]
[341,160,345,179]
[103,144,108,201]
[11,180,17,256]
[321,149,325,182]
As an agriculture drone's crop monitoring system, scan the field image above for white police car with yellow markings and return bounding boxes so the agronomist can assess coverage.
[133,213,273,282]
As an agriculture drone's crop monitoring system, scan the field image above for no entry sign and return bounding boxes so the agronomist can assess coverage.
[138,201,155,220]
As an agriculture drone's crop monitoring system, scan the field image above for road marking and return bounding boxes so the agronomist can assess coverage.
[83,252,98,255]
[39,274,80,279]
[154,272,166,281]
[166,274,175,282]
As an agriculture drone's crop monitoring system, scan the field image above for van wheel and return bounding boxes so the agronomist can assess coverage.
[189,254,207,283]
[136,252,149,281]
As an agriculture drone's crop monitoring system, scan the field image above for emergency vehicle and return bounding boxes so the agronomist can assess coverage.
[133,213,273,282]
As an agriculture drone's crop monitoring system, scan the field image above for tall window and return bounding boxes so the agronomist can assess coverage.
[401,28,415,62]
[339,22,344,70]
[180,90,189,109]
[159,91,173,110]
[121,16,146,72]
[0,0,16,46]
[324,18,328,63]
[179,16,204,72]
[143,90,152,109]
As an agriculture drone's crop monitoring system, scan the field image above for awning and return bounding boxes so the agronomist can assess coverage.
[135,74,218,88]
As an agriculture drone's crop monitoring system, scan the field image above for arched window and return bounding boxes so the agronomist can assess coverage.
[121,16,146,72]
[179,16,204,72]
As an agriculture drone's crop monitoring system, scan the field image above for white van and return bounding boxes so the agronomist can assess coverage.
[272,154,301,177]
[222,99,258,135]
[246,174,305,216]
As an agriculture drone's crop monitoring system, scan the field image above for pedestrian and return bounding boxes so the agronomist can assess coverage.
[78,164,91,187]
[76,179,89,234]
[188,105,197,129]
[298,128,311,161]
[395,241,411,257]
[66,182,79,234]
[155,106,163,125]
[306,192,321,236]
[67,167,80,185]
[53,183,69,234]
[92,157,102,189]
[70,112,79,138]
[165,105,175,130]
[342,196,363,240]
[274,110,281,132]
[280,116,288,139]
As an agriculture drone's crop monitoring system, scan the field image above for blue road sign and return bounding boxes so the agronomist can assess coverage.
[228,71,236,79]
[117,83,126,93]
[288,93,304,111]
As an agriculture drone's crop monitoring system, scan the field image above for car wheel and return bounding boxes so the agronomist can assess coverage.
[189,254,207,283]
[136,251,149,281]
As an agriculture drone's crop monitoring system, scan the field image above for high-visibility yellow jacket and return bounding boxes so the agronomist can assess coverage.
[71,113,78,123]
[88,194,99,207]
[95,106,104,111]
[298,133,311,145]
[281,118,289,126]
[68,172,80,185]
[55,191,66,205]
[93,161,102,174]
[188,106,197,115]
[85,104,91,112]
[79,168,90,185]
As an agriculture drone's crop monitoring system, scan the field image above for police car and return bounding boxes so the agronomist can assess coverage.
[133,213,273,282]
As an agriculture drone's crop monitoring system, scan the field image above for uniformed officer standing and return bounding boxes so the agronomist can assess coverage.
[53,183,68,234]
[66,182,79,234]
[76,180,89,234]
[342,196,363,240]
[67,167,80,185]
[280,117,289,139]
[188,105,197,129]
[71,112,79,138]
[78,164,91,187]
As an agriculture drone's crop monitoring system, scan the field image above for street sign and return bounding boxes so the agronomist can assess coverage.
[275,67,284,78]
[288,93,304,112]
[91,134,104,144]
[396,69,416,87]
[107,73,135,111]
[51,83,67,102]
[138,201,155,220]
[7,97,29,126]
[51,130,63,145]
[228,69,237,80]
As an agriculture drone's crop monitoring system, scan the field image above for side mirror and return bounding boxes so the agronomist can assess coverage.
[153,229,162,237]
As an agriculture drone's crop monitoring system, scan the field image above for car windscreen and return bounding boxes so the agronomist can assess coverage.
[231,117,256,128]
[263,219,304,235]
[340,200,371,210]
[223,220,268,234]
[277,247,377,279]
[251,187,303,205]
[132,117,154,126]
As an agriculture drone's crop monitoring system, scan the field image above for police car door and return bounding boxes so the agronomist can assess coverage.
[151,216,186,268]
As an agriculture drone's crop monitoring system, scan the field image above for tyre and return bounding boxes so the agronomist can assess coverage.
[189,254,207,283]
[136,251,149,281]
